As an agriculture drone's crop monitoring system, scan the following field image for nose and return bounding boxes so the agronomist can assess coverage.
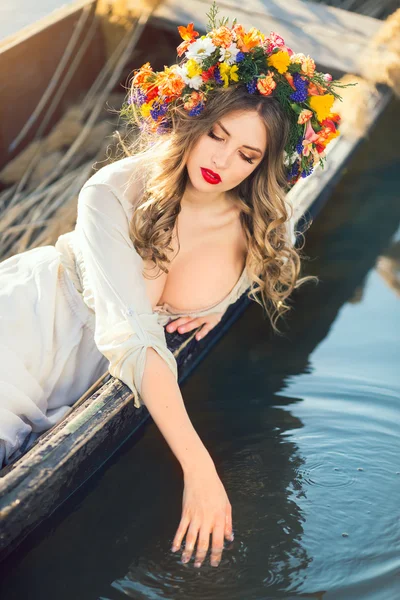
[212,148,232,170]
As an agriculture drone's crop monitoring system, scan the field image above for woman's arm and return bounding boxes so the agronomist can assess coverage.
[75,179,233,567]
[142,347,234,567]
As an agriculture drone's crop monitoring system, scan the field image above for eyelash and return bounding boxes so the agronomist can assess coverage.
[208,130,255,164]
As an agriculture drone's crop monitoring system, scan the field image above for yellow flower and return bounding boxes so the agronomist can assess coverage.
[140,100,155,118]
[267,50,291,74]
[219,62,230,86]
[309,94,335,122]
[186,58,202,78]
[230,64,239,83]
[219,62,238,87]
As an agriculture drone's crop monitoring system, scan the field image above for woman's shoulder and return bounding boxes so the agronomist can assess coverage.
[81,154,146,213]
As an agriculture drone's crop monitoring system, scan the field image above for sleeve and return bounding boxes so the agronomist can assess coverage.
[75,182,178,409]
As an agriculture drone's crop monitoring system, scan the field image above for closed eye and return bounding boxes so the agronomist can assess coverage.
[208,130,223,142]
[207,130,255,164]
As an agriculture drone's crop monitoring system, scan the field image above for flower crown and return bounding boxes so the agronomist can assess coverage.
[124,2,350,187]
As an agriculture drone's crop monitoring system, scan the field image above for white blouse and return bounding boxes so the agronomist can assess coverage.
[55,155,253,409]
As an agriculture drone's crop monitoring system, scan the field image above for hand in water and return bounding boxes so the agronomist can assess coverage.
[171,464,234,567]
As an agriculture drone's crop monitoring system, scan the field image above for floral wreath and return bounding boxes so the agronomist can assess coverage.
[123,2,353,187]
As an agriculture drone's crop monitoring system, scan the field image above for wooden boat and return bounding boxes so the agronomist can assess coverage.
[0,0,395,561]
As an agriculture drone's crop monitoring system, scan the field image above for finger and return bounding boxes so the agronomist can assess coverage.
[172,514,190,552]
[166,317,192,333]
[181,521,200,564]
[194,527,211,568]
[176,318,202,334]
[210,519,225,567]
[195,324,212,341]
[224,504,234,541]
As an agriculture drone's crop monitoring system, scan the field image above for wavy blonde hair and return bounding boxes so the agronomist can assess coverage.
[123,84,313,330]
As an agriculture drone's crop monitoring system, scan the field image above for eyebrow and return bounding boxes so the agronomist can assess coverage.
[216,120,263,155]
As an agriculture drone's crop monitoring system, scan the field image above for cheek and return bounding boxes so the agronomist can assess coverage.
[187,139,208,169]
[232,161,258,185]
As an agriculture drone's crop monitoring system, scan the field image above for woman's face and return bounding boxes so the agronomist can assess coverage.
[186,109,267,194]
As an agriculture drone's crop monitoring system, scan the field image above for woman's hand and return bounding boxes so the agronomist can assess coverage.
[171,462,234,568]
[166,312,223,341]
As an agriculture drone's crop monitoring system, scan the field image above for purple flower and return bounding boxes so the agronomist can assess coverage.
[246,79,257,94]
[130,88,147,106]
[290,72,309,103]
[296,137,304,155]
[236,52,245,63]
[214,66,223,85]
[188,103,205,116]
[150,101,168,120]
[301,163,314,178]
[156,120,170,134]
[287,159,300,179]
[291,88,309,103]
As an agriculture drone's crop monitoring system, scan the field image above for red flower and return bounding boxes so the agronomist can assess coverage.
[145,87,159,102]
[201,65,216,82]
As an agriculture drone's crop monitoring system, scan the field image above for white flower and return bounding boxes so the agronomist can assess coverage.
[219,42,240,65]
[185,37,216,62]
[175,65,203,90]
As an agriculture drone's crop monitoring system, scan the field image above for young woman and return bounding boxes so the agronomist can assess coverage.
[0,7,344,568]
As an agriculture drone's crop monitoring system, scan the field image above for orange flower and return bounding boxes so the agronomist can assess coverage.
[308,81,327,96]
[298,109,313,125]
[211,26,233,48]
[177,22,199,41]
[183,91,205,110]
[133,62,154,90]
[177,22,199,57]
[177,40,192,57]
[301,55,316,77]
[284,72,296,90]
[232,23,246,45]
[240,27,263,52]
[318,127,340,146]
[156,66,185,97]
[257,71,276,96]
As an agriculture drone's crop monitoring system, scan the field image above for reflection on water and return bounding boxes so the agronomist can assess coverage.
[0,100,399,599]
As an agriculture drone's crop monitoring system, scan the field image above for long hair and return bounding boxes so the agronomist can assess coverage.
[123,84,313,330]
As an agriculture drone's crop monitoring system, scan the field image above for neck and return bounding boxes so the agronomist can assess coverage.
[181,180,234,215]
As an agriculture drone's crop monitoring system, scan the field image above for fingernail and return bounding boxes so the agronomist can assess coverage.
[230,533,235,541]
[211,560,219,567]
[171,545,178,552]
[194,561,201,568]
[182,556,189,564]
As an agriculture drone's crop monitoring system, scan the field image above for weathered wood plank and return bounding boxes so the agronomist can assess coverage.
[150,0,382,73]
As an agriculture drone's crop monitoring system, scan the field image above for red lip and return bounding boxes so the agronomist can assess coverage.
[200,167,221,184]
